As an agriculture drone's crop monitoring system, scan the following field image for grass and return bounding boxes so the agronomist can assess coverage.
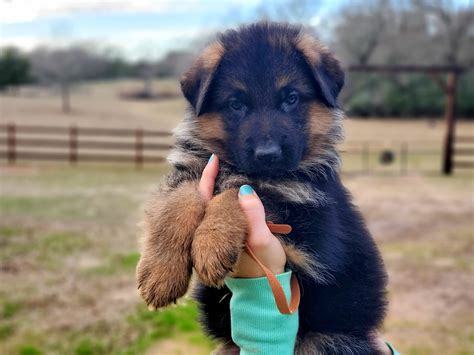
[0,163,217,355]
[0,164,472,355]
[124,302,214,355]
[0,80,473,354]
[88,252,141,275]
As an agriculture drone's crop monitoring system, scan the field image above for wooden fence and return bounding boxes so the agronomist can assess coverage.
[0,123,472,174]
[454,135,474,170]
[0,123,172,167]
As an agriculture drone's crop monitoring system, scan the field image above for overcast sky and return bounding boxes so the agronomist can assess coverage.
[0,0,338,59]
[0,0,471,60]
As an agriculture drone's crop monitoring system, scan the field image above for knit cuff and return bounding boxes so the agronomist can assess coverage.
[224,271,298,355]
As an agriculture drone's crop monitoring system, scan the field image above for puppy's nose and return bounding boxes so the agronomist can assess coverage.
[254,142,282,163]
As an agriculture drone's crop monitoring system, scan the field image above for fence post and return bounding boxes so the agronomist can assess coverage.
[69,126,78,165]
[135,128,143,168]
[442,71,458,175]
[400,142,408,175]
[7,123,16,164]
[362,142,370,173]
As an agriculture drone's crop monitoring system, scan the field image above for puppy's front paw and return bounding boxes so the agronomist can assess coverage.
[136,256,191,309]
[192,189,248,287]
[136,181,206,308]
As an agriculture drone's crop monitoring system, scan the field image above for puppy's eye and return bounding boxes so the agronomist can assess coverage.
[285,91,299,106]
[229,98,246,112]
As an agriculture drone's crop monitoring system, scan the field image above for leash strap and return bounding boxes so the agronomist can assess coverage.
[242,222,300,315]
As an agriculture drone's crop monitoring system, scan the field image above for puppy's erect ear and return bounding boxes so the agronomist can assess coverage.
[295,33,345,108]
[180,41,224,116]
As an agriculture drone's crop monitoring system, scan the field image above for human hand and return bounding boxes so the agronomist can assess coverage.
[198,154,286,278]
[232,185,286,277]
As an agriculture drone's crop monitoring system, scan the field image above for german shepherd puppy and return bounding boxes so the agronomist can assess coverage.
[136,22,387,354]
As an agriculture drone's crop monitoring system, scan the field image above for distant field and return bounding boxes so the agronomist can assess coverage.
[2,80,473,174]
[0,81,473,354]
[1,79,472,138]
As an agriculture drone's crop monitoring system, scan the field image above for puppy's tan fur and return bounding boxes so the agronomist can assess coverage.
[192,188,248,287]
[136,181,206,308]
[307,102,334,156]
[195,113,228,158]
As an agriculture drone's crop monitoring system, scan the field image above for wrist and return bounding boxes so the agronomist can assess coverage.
[231,250,285,278]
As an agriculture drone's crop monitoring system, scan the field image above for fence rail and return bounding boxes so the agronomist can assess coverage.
[0,123,172,167]
[1,123,472,173]
[453,135,474,171]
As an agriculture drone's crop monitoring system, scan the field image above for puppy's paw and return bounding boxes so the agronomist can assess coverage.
[192,189,248,287]
[136,181,206,308]
[136,256,191,309]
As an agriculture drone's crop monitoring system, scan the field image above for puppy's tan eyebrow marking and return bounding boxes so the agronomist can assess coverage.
[276,75,291,89]
[295,32,325,65]
[230,80,248,92]
[200,41,225,70]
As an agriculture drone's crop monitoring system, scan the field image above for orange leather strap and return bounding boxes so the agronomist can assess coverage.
[266,221,293,234]
[242,222,300,315]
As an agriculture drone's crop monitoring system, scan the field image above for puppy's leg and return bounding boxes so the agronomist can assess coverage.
[212,343,240,355]
[136,181,206,309]
[282,242,333,285]
[295,332,384,355]
[192,189,248,287]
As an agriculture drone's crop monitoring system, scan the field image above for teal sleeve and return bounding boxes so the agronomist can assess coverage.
[224,271,299,355]
[385,341,401,355]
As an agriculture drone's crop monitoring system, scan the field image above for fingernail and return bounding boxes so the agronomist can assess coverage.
[208,154,214,164]
[239,185,254,195]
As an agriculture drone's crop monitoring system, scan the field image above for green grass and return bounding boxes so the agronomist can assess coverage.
[123,302,214,355]
[18,345,43,355]
[0,226,27,238]
[87,252,141,275]
[0,324,15,340]
[0,163,215,355]
[2,302,21,319]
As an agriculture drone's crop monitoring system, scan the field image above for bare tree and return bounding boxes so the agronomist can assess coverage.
[332,0,396,66]
[156,50,195,78]
[413,0,474,66]
[256,0,322,25]
[133,59,158,97]
[29,44,105,113]
[333,0,474,67]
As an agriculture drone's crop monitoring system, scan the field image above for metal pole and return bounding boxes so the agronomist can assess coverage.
[442,71,458,175]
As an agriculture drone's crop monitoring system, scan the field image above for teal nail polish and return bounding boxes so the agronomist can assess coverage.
[208,154,214,164]
[239,185,254,195]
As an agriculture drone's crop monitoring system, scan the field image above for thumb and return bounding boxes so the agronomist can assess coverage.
[238,185,271,247]
[199,154,219,201]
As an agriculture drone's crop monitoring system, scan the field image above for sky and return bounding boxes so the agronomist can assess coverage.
[0,0,471,60]
[0,0,337,60]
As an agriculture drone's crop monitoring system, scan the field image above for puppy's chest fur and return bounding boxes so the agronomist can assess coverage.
[169,152,331,210]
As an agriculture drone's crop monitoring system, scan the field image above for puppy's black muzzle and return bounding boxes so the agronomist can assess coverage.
[254,141,283,164]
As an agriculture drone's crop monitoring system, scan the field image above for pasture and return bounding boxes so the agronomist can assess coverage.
[0,80,473,355]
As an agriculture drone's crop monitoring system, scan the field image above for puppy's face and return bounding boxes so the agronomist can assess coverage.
[181,23,344,177]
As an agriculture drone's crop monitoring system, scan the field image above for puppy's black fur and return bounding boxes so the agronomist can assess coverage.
[174,22,388,354]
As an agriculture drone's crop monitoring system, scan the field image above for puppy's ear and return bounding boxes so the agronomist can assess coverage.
[295,33,345,108]
[180,41,224,116]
